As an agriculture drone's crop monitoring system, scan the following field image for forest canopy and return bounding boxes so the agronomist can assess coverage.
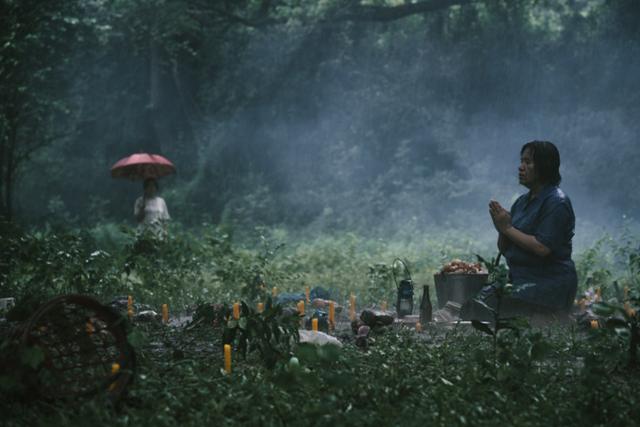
[1,0,639,237]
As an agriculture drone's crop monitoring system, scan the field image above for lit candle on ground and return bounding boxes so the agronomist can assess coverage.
[328,302,335,329]
[127,295,134,319]
[590,319,599,329]
[111,362,120,375]
[312,318,318,332]
[305,286,310,304]
[625,303,636,318]
[162,304,169,324]
[224,344,232,374]
[381,301,387,311]
[297,300,305,316]
[416,322,422,332]
[349,294,356,321]
[272,287,278,298]
[233,302,240,320]
[257,302,264,313]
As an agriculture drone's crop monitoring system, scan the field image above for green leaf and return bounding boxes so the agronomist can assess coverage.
[591,303,615,316]
[614,328,630,339]
[472,320,494,336]
[21,346,45,369]
[127,329,148,349]
[497,317,529,331]
[238,317,248,330]
[605,318,628,329]
[529,339,551,361]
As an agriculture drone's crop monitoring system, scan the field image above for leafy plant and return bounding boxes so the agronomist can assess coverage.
[367,262,393,304]
[471,255,533,368]
[223,298,300,369]
[591,297,639,368]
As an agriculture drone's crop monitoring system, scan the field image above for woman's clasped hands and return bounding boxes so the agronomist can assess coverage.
[489,200,512,233]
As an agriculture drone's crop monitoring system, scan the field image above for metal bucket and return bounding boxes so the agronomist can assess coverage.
[433,273,489,309]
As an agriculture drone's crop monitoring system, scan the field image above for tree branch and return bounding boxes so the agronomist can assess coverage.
[336,0,476,22]
[198,0,476,29]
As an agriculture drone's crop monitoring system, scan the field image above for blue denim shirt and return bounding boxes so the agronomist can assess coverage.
[503,185,578,309]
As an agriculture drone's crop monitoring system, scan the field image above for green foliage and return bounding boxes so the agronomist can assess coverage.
[0,225,640,425]
[223,298,300,369]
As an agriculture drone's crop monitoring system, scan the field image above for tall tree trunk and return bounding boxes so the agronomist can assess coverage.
[0,118,6,218]
[145,17,162,155]
[3,119,17,221]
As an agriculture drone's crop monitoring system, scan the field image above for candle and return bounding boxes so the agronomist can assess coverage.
[86,320,94,335]
[162,304,169,324]
[297,300,305,316]
[328,301,335,329]
[416,322,422,332]
[305,286,310,304]
[233,302,240,320]
[224,344,232,374]
[349,294,356,321]
[381,301,387,311]
[257,302,264,313]
[111,362,120,375]
[312,318,318,332]
[625,302,636,318]
[127,295,133,319]
[590,319,599,329]
[272,287,278,298]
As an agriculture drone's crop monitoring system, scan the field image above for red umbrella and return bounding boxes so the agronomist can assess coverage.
[111,153,176,180]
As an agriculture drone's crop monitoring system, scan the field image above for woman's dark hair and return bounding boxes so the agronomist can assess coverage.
[521,140,562,186]
[143,178,159,191]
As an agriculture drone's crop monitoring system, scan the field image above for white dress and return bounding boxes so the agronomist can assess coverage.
[134,196,170,236]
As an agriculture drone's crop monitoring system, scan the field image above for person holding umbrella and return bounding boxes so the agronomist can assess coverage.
[111,153,176,237]
[134,178,170,236]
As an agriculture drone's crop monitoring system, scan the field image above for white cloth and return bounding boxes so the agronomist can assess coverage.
[134,196,170,235]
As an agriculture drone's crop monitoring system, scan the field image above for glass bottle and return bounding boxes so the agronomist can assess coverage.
[420,285,432,323]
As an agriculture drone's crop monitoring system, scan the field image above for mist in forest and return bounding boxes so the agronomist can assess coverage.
[4,0,639,250]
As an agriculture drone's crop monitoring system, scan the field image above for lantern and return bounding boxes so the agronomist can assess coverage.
[393,258,414,318]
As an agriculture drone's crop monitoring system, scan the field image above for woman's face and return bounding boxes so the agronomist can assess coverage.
[518,147,538,188]
[144,181,157,197]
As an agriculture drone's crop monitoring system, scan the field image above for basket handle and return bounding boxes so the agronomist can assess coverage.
[392,258,412,289]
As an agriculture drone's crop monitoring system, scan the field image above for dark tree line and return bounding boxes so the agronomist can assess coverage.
[1,0,639,231]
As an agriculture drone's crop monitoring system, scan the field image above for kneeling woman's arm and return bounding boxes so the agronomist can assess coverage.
[500,226,551,258]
